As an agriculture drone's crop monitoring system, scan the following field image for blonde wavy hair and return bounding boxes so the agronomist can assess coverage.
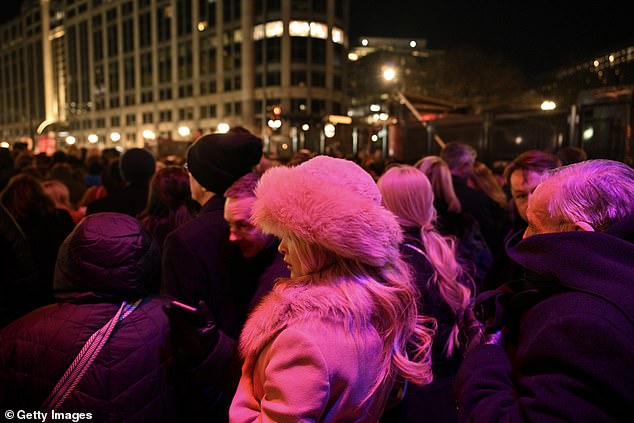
[279,233,435,397]
[415,156,462,213]
[378,165,472,357]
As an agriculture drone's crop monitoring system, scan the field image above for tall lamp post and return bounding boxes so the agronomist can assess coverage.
[381,65,398,160]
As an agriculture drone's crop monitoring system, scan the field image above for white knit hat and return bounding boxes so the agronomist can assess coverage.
[252,156,402,267]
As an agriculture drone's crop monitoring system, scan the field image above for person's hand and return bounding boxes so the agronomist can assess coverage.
[163,300,220,363]
[460,307,485,357]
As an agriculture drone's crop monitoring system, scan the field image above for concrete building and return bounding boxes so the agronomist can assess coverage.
[0,0,349,155]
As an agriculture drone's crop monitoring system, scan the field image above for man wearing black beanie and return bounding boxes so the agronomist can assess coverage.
[161,130,262,421]
[162,128,262,315]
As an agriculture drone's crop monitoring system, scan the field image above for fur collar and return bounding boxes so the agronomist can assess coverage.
[239,279,376,359]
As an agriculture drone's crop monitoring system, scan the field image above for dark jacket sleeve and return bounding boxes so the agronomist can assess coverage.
[455,313,634,423]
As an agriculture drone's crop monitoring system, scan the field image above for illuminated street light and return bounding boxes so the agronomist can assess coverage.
[301,123,310,131]
[409,40,417,48]
[110,132,121,142]
[178,126,191,137]
[88,134,99,143]
[142,129,156,140]
[370,104,381,112]
[383,66,396,82]
[268,119,282,129]
[361,38,368,46]
[65,136,76,145]
[324,123,336,138]
[540,100,557,111]
[0,142,9,148]
[348,52,359,61]
[371,134,379,142]
[217,122,230,133]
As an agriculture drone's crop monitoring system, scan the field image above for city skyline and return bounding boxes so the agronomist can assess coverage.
[349,1,634,74]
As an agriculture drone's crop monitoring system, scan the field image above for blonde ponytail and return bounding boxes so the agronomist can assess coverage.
[419,228,471,356]
[378,165,473,357]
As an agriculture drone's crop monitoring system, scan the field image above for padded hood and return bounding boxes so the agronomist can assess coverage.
[54,212,160,299]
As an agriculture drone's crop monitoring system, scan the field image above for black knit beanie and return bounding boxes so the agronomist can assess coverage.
[186,131,263,194]
[119,148,156,184]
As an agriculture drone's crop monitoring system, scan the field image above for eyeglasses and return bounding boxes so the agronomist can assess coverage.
[183,163,189,173]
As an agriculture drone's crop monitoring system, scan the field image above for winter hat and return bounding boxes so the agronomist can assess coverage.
[252,156,403,267]
[119,148,156,184]
[186,131,263,194]
[54,212,160,298]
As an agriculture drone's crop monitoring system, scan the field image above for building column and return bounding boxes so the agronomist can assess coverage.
[41,0,55,122]
[241,0,255,132]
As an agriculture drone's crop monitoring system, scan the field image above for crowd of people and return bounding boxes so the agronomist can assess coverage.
[0,131,632,422]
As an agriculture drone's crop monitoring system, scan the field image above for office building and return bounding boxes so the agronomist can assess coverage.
[0,0,349,154]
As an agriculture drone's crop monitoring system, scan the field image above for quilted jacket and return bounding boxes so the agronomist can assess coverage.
[0,213,178,422]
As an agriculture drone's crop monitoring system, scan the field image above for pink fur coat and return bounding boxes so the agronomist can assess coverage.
[229,281,395,422]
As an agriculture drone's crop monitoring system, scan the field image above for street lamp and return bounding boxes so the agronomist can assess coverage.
[216,122,230,133]
[382,66,396,82]
[324,123,336,138]
[268,119,282,130]
[540,100,557,111]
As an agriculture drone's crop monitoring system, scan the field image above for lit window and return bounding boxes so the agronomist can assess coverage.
[265,21,284,38]
[310,22,328,39]
[332,27,343,44]
[289,20,310,37]
[253,24,265,40]
[234,29,242,42]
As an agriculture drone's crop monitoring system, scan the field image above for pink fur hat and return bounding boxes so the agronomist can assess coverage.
[252,156,402,267]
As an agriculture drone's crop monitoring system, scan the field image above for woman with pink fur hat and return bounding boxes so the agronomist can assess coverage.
[229,156,434,422]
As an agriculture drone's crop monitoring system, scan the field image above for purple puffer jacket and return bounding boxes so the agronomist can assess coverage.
[0,213,178,422]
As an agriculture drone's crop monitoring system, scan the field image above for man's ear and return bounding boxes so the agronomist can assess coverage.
[574,221,595,232]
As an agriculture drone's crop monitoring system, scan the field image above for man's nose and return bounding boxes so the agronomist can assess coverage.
[229,230,241,242]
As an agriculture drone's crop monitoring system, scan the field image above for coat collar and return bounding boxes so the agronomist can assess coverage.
[239,278,376,359]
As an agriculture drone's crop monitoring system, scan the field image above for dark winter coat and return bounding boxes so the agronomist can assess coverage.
[382,227,464,423]
[173,240,288,422]
[452,175,505,257]
[454,215,634,422]
[0,203,38,327]
[162,195,233,320]
[161,195,236,420]
[435,201,493,292]
[16,207,75,307]
[0,213,177,422]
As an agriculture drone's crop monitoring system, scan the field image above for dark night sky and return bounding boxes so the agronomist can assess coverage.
[350,0,634,74]
[2,1,634,74]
